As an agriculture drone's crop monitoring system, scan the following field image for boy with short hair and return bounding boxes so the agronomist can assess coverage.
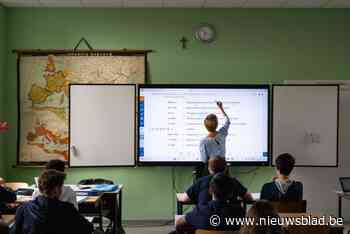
[175,173,245,232]
[32,159,78,209]
[11,170,93,234]
[177,157,252,204]
[260,153,303,201]
[200,102,230,163]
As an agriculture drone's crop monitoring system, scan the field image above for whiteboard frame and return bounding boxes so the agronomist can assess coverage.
[68,84,137,168]
[272,84,339,167]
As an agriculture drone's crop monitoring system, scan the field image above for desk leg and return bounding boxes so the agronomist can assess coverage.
[338,196,342,218]
[115,190,123,234]
[177,201,183,215]
[98,199,103,231]
[119,190,122,228]
[243,202,247,215]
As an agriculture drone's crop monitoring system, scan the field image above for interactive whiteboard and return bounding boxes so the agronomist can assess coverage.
[138,85,269,165]
[273,85,339,167]
[69,84,136,167]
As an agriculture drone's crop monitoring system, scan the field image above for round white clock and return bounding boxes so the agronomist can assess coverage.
[195,24,216,43]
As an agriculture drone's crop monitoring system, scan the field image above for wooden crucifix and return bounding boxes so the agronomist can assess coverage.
[180,36,188,49]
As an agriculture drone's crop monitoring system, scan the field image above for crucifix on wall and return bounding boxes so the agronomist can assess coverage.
[180,36,188,49]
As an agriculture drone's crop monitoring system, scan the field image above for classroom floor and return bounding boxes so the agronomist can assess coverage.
[123,222,350,234]
[125,225,173,234]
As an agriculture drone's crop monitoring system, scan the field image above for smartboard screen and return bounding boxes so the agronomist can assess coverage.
[138,85,269,165]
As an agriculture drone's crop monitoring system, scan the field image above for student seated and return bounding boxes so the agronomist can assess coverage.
[177,156,252,204]
[176,173,245,233]
[239,200,282,234]
[32,159,78,209]
[260,153,303,201]
[0,177,16,214]
[11,170,93,234]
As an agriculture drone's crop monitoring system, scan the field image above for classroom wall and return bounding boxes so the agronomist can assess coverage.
[0,5,7,178]
[3,8,350,220]
[293,88,350,220]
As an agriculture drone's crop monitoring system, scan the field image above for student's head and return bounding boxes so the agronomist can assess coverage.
[241,200,280,234]
[46,159,66,172]
[208,156,227,175]
[209,173,234,201]
[204,114,218,133]
[275,153,295,176]
[38,169,66,199]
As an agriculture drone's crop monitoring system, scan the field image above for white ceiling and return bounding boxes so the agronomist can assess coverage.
[0,0,349,8]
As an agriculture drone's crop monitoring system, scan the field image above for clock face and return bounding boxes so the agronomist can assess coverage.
[195,24,216,43]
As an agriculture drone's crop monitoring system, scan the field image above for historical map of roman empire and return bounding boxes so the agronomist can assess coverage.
[19,55,145,163]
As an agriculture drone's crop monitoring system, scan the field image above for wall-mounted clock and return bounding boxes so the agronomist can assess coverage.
[194,24,216,43]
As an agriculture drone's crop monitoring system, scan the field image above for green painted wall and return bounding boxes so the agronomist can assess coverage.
[0,5,7,178]
[3,8,350,220]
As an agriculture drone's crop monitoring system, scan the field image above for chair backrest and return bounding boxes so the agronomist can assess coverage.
[195,229,239,234]
[78,178,114,185]
[4,182,29,191]
[284,225,329,234]
[99,192,117,219]
[270,200,307,213]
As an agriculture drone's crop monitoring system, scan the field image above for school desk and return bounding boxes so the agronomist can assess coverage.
[0,215,15,226]
[176,193,260,215]
[335,191,350,218]
[9,185,123,234]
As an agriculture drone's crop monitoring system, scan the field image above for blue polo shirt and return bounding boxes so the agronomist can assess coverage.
[185,200,245,231]
[200,118,230,163]
[186,175,247,204]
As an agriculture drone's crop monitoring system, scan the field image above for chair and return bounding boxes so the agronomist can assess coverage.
[270,200,307,213]
[77,178,119,233]
[99,192,118,232]
[0,221,9,234]
[4,182,29,192]
[78,178,114,186]
[195,230,239,234]
[284,225,329,234]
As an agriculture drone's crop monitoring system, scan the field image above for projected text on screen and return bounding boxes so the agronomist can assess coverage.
[139,87,269,164]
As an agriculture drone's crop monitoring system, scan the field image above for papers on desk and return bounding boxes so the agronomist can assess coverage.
[16,195,33,203]
[77,196,88,204]
[251,193,260,201]
[84,216,95,223]
[74,184,119,196]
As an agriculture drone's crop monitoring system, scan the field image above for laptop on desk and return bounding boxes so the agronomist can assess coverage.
[339,177,350,194]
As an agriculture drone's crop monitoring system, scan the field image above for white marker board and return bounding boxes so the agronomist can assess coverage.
[273,85,339,167]
[69,84,136,167]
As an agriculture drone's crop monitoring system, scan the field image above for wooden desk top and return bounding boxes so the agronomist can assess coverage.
[279,213,319,218]
[83,196,100,203]
[12,184,123,205]
[15,195,101,204]
[0,215,15,226]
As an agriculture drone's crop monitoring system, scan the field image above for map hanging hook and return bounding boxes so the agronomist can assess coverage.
[73,37,94,52]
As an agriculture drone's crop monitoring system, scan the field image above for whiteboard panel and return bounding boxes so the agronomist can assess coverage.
[273,85,338,167]
[69,85,135,167]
